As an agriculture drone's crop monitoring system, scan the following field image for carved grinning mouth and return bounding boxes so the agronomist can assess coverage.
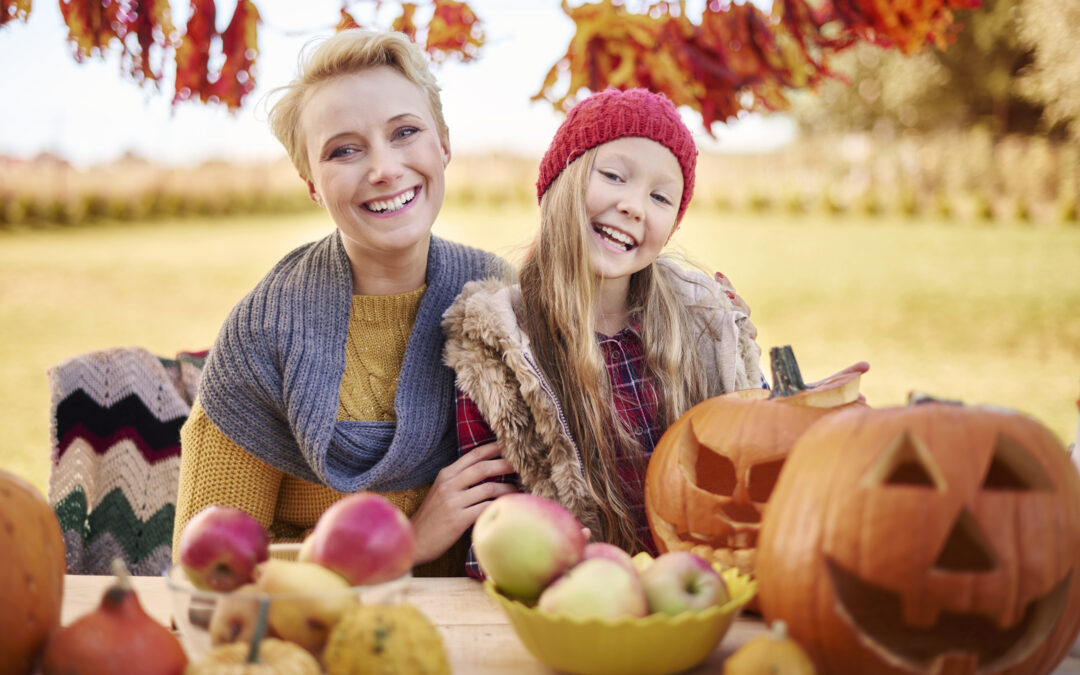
[826,558,1070,672]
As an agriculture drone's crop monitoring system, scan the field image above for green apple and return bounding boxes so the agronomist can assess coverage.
[537,558,648,620]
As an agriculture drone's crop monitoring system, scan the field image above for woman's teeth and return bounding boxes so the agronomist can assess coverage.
[365,188,416,213]
[595,224,635,250]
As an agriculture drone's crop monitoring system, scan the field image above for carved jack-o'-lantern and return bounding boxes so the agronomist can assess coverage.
[757,398,1080,675]
[644,347,864,576]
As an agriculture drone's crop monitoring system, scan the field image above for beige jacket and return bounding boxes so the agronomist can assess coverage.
[442,258,764,532]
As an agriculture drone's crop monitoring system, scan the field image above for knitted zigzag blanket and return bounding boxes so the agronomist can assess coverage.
[49,346,204,575]
[198,232,500,494]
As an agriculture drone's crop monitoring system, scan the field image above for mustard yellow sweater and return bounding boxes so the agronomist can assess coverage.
[173,287,466,576]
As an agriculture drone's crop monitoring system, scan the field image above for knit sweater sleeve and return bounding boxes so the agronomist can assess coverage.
[172,397,284,561]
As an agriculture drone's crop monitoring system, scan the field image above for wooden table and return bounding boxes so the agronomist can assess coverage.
[62,575,1080,674]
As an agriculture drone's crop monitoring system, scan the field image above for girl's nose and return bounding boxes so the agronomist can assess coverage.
[618,192,645,222]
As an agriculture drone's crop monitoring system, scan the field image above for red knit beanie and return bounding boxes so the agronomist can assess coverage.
[537,88,697,225]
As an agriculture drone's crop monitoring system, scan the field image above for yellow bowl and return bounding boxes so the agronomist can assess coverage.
[485,567,755,675]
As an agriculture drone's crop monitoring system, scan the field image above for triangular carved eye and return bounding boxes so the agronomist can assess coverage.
[747,459,785,502]
[693,449,737,496]
[863,430,945,491]
[982,433,1052,491]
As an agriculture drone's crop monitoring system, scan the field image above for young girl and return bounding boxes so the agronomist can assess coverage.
[442,88,766,567]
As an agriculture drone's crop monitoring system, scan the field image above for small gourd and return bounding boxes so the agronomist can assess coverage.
[43,559,188,675]
[723,620,815,674]
[322,604,450,675]
[183,638,321,675]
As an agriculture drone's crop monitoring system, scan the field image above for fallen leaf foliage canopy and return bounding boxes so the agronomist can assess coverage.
[2,0,978,129]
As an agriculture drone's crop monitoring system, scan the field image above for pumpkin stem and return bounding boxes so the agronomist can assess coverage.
[245,595,271,664]
[109,557,132,592]
[769,346,808,399]
[907,391,963,406]
[770,619,789,641]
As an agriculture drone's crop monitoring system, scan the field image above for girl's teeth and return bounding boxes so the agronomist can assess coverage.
[598,225,635,250]
[366,188,416,213]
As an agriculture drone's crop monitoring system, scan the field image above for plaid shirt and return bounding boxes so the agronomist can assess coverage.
[458,325,661,579]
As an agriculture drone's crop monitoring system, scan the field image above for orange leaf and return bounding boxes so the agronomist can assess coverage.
[426,0,484,62]
[0,0,32,27]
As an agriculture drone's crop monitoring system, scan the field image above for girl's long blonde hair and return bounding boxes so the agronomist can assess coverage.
[519,148,715,551]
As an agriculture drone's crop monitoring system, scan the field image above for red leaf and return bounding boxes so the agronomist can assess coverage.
[209,0,260,110]
[173,0,215,104]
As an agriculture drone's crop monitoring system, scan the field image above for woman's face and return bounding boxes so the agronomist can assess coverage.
[584,137,682,286]
[301,66,449,263]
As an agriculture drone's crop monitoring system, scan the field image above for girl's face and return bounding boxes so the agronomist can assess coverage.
[584,137,682,286]
[302,66,450,264]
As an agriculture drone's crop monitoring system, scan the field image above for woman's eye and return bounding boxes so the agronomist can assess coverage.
[328,146,356,160]
[394,126,420,141]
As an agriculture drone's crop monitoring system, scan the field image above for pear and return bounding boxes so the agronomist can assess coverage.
[254,559,357,654]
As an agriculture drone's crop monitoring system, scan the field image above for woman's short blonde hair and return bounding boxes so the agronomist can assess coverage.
[268,29,448,182]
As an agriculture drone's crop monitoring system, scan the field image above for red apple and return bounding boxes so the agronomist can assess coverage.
[537,558,648,620]
[178,505,269,592]
[472,493,587,602]
[639,551,728,616]
[583,542,636,574]
[299,492,415,585]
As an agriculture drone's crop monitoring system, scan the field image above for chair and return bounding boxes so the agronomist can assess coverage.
[48,347,205,575]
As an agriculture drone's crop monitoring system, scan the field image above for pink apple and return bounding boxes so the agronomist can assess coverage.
[472,493,587,602]
[639,551,728,616]
[178,505,269,592]
[537,558,648,620]
[583,542,636,575]
[299,492,415,585]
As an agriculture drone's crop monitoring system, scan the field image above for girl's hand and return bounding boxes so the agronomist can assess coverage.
[410,441,518,565]
[715,271,757,340]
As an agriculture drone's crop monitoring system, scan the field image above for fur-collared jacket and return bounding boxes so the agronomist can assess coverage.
[441,258,765,533]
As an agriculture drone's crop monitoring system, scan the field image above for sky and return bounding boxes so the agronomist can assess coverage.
[0,0,796,168]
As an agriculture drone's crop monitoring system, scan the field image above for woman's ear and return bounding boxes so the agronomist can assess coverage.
[441,140,451,168]
[306,179,323,207]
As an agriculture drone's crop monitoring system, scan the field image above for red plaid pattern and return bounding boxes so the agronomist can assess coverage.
[458,326,660,579]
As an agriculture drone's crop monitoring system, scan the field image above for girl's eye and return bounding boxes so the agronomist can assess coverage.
[652,193,673,206]
[599,169,623,182]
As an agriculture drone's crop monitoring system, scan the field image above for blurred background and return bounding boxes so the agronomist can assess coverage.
[2,0,1078,496]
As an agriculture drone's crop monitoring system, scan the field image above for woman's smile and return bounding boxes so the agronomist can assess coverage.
[362,186,420,215]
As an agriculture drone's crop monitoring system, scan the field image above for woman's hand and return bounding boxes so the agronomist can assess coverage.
[715,271,757,340]
[411,441,518,565]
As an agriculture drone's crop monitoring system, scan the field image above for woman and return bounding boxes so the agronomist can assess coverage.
[173,29,515,575]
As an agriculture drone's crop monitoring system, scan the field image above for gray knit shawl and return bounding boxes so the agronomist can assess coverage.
[198,231,499,493]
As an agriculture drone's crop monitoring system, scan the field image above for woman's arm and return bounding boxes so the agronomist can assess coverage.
[172,398,284,559]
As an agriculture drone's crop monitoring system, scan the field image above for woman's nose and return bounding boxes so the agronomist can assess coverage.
[366,144,404,184]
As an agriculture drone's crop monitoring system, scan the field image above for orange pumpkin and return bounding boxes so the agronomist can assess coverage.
[757,398,1080,675]
[0,469,66,675]
[644,346,864,577]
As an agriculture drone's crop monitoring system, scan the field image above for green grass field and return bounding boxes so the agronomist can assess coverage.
[3,205,1078,495]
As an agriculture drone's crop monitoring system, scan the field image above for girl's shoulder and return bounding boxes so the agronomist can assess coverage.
[443,278,523,335]
[654,257,733,309]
